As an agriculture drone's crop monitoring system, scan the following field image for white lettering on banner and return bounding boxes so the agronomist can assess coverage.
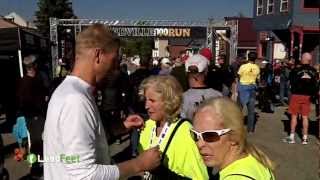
[175,29,182,37]
[182,29,191,37]
[155,28,190,37]
[111,27,192,37]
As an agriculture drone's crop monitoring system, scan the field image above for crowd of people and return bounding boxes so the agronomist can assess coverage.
[0,24,319,179]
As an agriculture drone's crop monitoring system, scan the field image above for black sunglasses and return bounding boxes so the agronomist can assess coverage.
[190,128,231,142]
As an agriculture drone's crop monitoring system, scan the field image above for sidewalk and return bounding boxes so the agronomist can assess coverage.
[248,106,319,180]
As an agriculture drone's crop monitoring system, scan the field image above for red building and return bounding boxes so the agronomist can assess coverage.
[225,17,258,59]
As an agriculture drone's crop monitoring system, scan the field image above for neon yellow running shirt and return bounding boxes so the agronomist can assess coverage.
[220,154,275,180]
[139,119,209,180]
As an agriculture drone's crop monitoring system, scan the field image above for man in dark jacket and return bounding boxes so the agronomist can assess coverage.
[16,54,48,178]
[129,56,152,156]
[129,56,152,114]
[206,54,235,95]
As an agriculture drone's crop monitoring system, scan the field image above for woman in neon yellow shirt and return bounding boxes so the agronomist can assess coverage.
[191,97,275,180]
[138,75,208,180]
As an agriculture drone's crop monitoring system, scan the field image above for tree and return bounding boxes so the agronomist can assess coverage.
[122,39,153,58]
[35,0,76,36]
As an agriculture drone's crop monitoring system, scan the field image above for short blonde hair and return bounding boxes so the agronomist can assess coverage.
[139,75,183,122]
[197,97,246,149]
[75,24,120,55]
[196,97,275,171]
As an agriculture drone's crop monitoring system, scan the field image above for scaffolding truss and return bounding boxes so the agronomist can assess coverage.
[50,18,231,78]
[53,18,208,27]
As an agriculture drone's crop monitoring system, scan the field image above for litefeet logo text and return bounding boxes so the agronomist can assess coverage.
[26,153,80,166]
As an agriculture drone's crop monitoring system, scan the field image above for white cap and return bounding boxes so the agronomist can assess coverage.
[160,57,171,65]
[262,60,269,64]
[185,54,208,73]
[23,54,37,66]
[132,57,140,66]
[152,59,159,66]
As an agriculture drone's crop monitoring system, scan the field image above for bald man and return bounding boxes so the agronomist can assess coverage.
[284,52,318,145]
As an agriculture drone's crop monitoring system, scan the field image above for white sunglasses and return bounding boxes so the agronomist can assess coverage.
[190,128,231,142]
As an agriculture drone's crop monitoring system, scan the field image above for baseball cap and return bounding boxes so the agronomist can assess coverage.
[132,57,140,66]
[199,48,212,61]
[160,57,171,65]
[23,55,37,66]
[185,54,209,73]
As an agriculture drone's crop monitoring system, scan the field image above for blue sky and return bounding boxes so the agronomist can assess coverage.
[0,0,253,21]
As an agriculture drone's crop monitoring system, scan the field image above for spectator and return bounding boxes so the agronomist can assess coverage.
[207,54,235,95]
[192,97,275,179]
[16,54,49,178]
[151,58,161,75]
[273,59,282,103]
[158,57,172,75]
[99,66,130,142]
[0,135,9,179]
[171,57,189,92]
[257,61,274,113]
[17,54,48,118]
[283,52,318,144]
[237,52,260,133]
[279,60,291,104]
[43,24,161,180]
[129,55,152,156]
[180,50,189,63]
[129,56,152,114]
[230,56,242,78]
[138,75,209,179]
[181,54,222,120]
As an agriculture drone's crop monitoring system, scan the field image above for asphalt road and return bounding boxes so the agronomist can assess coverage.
[248,106,319,180]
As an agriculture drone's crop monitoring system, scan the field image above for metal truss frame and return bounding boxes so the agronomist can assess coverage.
[50,18,235,77]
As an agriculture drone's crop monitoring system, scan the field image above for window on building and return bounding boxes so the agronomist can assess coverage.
[304,0,320,8]
[280,0,289,12]
[267,0,274,14]
[257,0,263,16]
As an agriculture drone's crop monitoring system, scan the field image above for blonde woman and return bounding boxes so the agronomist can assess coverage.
[138,75,208,179]
[192,97,275,179]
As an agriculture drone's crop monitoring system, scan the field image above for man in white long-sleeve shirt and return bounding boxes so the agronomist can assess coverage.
[43,24,161,180]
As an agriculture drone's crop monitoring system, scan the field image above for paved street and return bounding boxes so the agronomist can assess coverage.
[248,105,319,180]
[2,105,320,180]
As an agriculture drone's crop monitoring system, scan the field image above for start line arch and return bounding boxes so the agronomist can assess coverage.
[49,18,235,77]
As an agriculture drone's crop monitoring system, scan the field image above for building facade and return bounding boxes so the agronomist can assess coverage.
[253,0,319,63]
[225,17,258,60]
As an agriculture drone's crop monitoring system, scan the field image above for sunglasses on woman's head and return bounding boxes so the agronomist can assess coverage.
[190,128,231,142]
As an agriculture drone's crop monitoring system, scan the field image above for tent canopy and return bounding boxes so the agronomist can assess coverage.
[0,27,49,55]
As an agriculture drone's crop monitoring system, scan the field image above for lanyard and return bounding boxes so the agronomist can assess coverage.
[149,122,170,148]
